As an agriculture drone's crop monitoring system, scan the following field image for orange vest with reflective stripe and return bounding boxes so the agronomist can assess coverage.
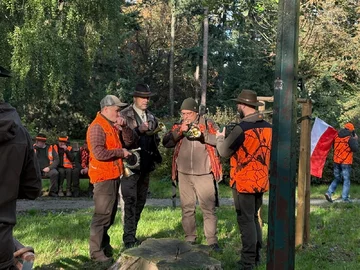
[53,145,73,169]
[86,112,124,184]
[34,144,54,164]
[333,135,353,165]
[230,126,272,193]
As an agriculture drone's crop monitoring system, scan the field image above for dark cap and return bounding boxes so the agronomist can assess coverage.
[100,95,127,109]
[180,98,198,112]
[130,84,155,98]
[0,66,11,77]
[36,133,47,142]
[231,89,264,107]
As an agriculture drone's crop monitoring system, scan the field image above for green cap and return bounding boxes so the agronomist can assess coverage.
[180,98,198,112]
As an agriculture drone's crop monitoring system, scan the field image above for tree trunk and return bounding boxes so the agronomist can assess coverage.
[200,7,209,110]
[169,1,176,117]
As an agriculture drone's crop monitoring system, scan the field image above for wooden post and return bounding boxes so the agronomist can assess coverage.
[303,100,312,244]
[295,99,312,248]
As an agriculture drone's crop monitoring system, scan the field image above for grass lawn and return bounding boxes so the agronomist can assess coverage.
[26,179,360,269]
[15,203,360,269]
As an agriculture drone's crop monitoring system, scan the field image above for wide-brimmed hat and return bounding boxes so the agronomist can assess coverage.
[0,66,11,77]
[231,89,264,107]
[130,84,155,98]
[100,95,127,109]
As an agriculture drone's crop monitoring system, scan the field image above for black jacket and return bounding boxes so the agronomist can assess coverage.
[0,102,42,225]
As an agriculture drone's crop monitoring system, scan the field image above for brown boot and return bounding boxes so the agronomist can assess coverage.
[58,190,64,197]
[66,190,72,197]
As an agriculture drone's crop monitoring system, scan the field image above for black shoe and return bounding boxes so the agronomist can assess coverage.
[324,193,333,203]
[186,241,196,245]
[103,245,113,257]
[209,243,222,253]
[48,192,58,197]
[124,242,136,249]
[237,260,254,270]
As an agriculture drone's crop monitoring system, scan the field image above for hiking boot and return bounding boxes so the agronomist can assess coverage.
[324,193,333,203]
[66,190,72,197]
[186,241,196,245]
[209,243,222,253]
[91,254,113,263]
[103,245,113,257]
[58,190,64,197]
[343,198,352,203]
[124,242,136,249]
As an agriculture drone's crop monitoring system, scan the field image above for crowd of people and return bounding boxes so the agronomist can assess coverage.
[33,134,91,198]
[4,63,357,270]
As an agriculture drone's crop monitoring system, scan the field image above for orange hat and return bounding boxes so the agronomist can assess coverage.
[36,133,47,142]
[344,123,355,131]
[58,136,69,143]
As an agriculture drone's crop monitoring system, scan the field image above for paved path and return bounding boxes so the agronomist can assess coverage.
[16,196,359,212]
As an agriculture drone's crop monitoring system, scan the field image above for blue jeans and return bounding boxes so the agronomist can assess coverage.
[327,163,351,200]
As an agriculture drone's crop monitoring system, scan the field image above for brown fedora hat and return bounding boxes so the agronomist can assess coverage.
[231,89,264,107]
[130,83,156,98]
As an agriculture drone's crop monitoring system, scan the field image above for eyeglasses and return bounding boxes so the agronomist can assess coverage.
[180,111,195,117]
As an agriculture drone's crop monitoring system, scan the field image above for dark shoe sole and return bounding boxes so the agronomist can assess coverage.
[324,193,333,203]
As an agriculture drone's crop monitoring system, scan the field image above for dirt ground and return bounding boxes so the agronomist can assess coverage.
[16,197,235,212]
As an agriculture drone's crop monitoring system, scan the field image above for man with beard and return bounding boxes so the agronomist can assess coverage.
[216,89,272,270]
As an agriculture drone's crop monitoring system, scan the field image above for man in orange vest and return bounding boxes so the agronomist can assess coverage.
[216,89,272,270]
[325,122,358,203]
[53,135,75,197]
[87,95,134,263]
[33,133,60,197]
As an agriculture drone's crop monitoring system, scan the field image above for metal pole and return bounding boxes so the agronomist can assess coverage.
[267,0,300,268]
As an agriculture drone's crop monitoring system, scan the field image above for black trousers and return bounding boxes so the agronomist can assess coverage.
[89,178,120,259]
[120,172,150,244]
[0,224,14,270]
[58,168,72,191]
[71,168,80,195]
[233,190,263,269]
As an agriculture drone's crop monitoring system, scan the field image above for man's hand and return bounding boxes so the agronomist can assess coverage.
[115,116,127,128]
[139,122,149,133]
[43,167,50,173]
[180,122,189,133]
[81,168,88,175]
[122,149,132,158]
[60,144,68,150]
[216,127,226,138]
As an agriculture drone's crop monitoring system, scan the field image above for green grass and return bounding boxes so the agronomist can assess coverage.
[14,203,360,269]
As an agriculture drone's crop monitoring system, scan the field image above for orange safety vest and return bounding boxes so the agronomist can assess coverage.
[229,126,272,193]
[86,112,124,184]
[53,144,73,169]
[333,135,353,165]
[34,144,54,164]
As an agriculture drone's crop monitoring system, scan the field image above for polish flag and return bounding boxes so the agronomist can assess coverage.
[310,118,338,178]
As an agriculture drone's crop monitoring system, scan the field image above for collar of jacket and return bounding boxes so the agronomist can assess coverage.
[240,112,264,123]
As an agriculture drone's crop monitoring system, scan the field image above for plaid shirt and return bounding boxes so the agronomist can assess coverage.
[80,147,89,169]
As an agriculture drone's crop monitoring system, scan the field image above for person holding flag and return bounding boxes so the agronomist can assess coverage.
[324,122,358,203]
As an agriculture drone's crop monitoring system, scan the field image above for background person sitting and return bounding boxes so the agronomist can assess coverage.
[33,133,60,197]
[80,141,92,197]
[71,142,81,197]
[53,135,75,197]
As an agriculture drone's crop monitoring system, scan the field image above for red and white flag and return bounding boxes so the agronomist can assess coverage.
[310,118,337,178]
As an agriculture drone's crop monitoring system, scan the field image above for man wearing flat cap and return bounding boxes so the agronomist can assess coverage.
[120,83,162,249]
[87,94,136,262]
[0,66,42,269]
[325,122,358,203]
[216,89,272,269]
